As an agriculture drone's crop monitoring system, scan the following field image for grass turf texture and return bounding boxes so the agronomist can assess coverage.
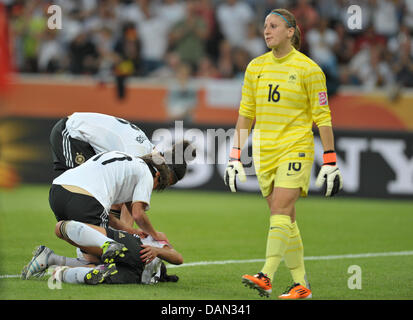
[1,184,412,300]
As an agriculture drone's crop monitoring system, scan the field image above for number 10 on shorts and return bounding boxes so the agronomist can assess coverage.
[288,162,302,172]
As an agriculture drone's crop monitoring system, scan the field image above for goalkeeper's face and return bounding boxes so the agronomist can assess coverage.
[263,14,294,49]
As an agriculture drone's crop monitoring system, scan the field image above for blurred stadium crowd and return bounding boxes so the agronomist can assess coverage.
[4,0,413,92]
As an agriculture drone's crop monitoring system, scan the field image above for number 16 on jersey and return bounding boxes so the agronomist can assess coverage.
[268,84,280,102]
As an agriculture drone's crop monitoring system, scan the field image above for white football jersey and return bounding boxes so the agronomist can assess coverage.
[53,151,154,211]
[140,235,168,284]
[65,112,155,157]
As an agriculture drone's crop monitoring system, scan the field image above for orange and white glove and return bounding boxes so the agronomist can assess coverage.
[224,147,246,192]
[315,151,343,197]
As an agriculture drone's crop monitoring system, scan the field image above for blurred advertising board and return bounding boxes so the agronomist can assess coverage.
[1,116,412,199]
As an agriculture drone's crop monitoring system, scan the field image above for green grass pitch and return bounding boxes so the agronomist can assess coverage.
[1,184,412,300]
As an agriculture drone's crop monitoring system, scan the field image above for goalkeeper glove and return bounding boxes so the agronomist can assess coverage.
[315,150,343,197]
[224,147,246,192]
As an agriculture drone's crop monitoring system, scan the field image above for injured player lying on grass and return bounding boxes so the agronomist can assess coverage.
[21,220,183,285]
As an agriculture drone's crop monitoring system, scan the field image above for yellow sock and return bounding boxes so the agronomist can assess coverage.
[261,214,292,282]
[283,221,309,288]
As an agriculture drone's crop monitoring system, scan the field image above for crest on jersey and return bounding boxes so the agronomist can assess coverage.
[75,152,86,165]
[136,135,146,144]
[288,73,298,84]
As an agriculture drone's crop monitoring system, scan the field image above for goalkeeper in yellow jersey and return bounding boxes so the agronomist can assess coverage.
[224,8,343,299]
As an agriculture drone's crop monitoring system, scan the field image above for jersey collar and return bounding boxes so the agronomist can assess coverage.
[271,47,297,64]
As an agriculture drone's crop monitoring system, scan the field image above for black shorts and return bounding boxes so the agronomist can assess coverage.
[49,184,109,227]
[50,117,96,176]
[103,227,145,284]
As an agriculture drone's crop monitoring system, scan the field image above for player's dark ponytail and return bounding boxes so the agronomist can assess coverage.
[140,153,171,191]
[163,140,196,185]
[159,262,179,282]
[271,9,301,50]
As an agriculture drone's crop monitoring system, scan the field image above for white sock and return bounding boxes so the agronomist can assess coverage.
[64,221,111,248]
[48,252,91,267]
[62,267,92,284]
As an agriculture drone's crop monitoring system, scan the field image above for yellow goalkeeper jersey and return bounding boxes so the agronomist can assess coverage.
[239,48,332,174]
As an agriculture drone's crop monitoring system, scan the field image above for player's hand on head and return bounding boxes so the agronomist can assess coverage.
[140,245,159,264]
[224,147,247,192]
[315,151,343,197]
[133,228,148,238]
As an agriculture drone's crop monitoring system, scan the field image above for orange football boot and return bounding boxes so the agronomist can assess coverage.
[242,272,272,297]
[278,283,312,299]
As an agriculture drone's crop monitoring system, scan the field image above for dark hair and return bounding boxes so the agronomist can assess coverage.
[163,140,196,185]
[158,262,179,282]
[271,8,301,50]
[140,153,172,191]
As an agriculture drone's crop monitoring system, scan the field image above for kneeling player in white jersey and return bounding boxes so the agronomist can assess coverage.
[49,151,176,243]
[49,112,191,226]
[50,112,156,174]
[22,220,183,285]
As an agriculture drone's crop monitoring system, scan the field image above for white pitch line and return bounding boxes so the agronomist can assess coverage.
[0,274,20,279]
[1,250,413,278]
[167,250,413,268]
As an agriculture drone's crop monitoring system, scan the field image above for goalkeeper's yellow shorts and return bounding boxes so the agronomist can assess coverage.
[257,160,313,198]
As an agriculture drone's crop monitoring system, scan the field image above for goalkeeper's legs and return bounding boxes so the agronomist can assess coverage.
[260,187,300,281]
[243,187,302,297]
[283,209,310,289]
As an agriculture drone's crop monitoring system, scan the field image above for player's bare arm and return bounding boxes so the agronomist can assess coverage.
[120,203,135,228]
[130,201,168,242]
[111,202,148,237]
[140,244,183,265]
[108,212,146,237]
[233,115,254,149]
[318,126,335,152]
